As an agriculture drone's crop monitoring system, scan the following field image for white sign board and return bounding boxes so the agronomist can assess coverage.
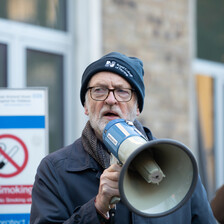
[0,88,48,223]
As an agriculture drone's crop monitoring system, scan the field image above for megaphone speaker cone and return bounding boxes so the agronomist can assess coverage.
[119,139,198,217]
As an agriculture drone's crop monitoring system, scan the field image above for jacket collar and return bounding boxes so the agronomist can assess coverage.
[65,138,102,172]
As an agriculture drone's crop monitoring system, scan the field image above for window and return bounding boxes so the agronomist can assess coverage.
[0,0,100,154]
[197,0,224,63]
[194,60,224,198]
[0,0,71,153]
[0,0,67,31]
[196,0,224,197]
[27,49,64,152]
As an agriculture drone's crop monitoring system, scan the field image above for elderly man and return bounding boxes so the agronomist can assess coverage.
[30,52,215,223]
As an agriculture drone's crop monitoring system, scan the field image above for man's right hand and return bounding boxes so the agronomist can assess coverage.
[94,163,122,216]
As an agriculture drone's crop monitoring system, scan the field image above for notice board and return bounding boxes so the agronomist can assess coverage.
[0,88,48,223]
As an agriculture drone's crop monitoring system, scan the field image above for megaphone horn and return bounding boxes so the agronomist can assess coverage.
[103,119,198,218]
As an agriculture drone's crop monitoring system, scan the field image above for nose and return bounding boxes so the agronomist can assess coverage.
[104,90,117,105]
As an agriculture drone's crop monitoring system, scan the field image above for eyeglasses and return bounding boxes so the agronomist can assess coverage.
[87,86,135,102]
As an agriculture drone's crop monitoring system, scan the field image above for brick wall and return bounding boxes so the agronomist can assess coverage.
[102,0,192,146]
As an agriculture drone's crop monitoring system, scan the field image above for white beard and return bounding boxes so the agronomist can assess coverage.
[87,104,138,141]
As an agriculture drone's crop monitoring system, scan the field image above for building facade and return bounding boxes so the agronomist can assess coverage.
[0,0,224,201]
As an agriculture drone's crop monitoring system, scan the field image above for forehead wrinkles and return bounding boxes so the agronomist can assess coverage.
[88,72,131,88]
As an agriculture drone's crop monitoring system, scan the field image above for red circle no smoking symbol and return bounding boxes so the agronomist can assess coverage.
[0,134,28,178]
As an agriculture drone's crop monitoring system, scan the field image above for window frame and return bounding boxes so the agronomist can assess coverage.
[193,58,224,189]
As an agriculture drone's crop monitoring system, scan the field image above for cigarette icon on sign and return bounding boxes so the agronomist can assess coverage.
[0,145,19,169]
[0,134,29,178]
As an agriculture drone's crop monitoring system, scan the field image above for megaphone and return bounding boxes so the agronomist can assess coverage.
[103,119,198,218]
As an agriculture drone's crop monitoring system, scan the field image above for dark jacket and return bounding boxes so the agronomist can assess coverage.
[30,128,216,224]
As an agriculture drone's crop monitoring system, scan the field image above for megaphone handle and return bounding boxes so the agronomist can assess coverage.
[109,154,122,205]
[110,196,120,204]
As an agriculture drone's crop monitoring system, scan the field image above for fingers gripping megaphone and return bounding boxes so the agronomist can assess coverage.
[103,119,198,218]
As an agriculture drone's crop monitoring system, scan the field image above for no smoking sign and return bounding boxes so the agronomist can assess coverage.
[0,88,48,221]
[0,134,28,178]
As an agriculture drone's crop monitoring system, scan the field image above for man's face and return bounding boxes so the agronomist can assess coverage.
[84,71,140,140]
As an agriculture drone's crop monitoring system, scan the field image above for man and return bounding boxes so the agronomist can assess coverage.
[30,52,216,223]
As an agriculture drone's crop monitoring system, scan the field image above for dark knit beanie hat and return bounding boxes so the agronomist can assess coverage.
[80,52,145,112]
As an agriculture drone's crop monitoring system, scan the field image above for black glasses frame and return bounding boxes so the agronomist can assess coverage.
[87,86,135,102]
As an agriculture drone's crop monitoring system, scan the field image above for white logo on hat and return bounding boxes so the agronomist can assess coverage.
[105,60,133,78]
[105,61,116,67]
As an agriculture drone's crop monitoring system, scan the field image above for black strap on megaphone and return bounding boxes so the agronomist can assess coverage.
[97,207,116,224]
[109,208,116,224]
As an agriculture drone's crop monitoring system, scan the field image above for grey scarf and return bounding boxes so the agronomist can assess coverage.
[81,119,147,169]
